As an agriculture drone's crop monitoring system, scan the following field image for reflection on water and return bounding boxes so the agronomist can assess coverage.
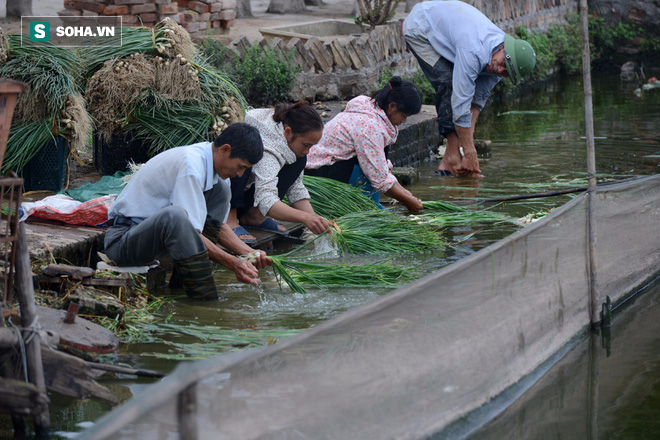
[21,72,658,438]
[468,279,660,440]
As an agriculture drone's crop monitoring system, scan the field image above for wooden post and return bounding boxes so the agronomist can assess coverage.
[14,222,51,435]
[579,0,599,326]
[177,384,198,440]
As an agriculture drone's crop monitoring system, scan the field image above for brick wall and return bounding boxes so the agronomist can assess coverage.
[224,22,418,102]
[58,0,237,34]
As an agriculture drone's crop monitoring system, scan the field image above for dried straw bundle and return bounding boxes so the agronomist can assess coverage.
[154,55,202,101]
[86,53,156,141]
[59,93,92,152]
[0,29,8,64]
[154,18,196,62]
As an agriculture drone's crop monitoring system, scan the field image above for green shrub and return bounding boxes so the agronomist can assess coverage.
[511,14,652,83]
[198,38,231,71]
[373,67,435,106]
[198,39,301,105]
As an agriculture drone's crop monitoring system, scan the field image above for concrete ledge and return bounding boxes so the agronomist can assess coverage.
[25,221,105,266]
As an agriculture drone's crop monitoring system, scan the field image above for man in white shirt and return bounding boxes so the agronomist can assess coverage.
[403,1,536,177]
[105,123,270,300]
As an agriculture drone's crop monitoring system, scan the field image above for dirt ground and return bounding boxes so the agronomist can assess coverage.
[1,1,410,40]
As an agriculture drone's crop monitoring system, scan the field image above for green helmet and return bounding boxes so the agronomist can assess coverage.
[503,34,536,85]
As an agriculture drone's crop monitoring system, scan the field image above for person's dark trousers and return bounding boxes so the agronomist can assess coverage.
[104,182,231,300]
[104,207,218,300]
[304,156,359,183]
[304,145,390,183]
[406,44,455,136]
[231,156,307,218]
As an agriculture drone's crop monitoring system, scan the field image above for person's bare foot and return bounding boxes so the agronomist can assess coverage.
[228,208,256,242]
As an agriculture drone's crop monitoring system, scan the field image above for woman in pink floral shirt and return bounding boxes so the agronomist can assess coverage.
[229,101,330,243]
[306,77,424,212]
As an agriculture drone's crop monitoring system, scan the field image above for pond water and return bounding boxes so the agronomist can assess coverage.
[467,278,660,440]
[3,72,657,439]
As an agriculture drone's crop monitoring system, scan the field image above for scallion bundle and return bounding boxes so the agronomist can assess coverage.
[331,209,446,254]
[0,35,90,173]
[266,238,418,293]
[271,255,417,294]
[421,200,470,212]
[303,175,378,219]
[411,208,509,227]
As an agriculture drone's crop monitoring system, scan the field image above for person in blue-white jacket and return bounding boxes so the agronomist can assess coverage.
[403,1,536,177]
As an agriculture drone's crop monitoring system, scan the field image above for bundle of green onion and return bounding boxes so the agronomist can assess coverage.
[0,35,88,173]
[271,255,418,294]
[412,206,509,227]
[331,209,446,254]
[421,200,470,212]
[84,18,245,157]
[303,175,378,219]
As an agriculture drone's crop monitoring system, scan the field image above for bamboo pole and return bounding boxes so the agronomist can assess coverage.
[579,0,599,326]
[14,222,51,435]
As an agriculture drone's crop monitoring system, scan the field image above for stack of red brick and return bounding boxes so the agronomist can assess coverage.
[58,0,237,34]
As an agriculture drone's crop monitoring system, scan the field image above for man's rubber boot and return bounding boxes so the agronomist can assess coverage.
[169,266,182,289]
[173,251,218,300]
[202,224,221,244]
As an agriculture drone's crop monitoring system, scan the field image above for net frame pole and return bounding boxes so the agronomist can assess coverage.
[579,0,599,326]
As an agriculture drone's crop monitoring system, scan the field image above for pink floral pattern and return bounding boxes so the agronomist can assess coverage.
[306,96,398,192]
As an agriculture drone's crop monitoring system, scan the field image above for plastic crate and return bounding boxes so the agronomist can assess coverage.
[93,132,150,176]
[21,136,69,192]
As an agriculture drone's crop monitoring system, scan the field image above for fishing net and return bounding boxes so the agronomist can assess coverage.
[80,175,660,440]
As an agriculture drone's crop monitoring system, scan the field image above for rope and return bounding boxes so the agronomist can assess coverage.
[6,315,43,382]
[8,319,29,382]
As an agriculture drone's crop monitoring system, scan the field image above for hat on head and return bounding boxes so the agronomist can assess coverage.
[503,34,536,85]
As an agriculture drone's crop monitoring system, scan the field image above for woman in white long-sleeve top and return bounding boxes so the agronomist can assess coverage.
[228,101,330,243]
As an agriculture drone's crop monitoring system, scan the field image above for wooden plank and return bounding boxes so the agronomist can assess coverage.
[14,222,50,432]
[41,264,95,280]
[42,275,130,287]
[86,361,165,378]
[0,378,48,416]
[41,347,118,406]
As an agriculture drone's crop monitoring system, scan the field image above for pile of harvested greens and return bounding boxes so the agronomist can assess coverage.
[0,31,91,174]
[84,18,245,157]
